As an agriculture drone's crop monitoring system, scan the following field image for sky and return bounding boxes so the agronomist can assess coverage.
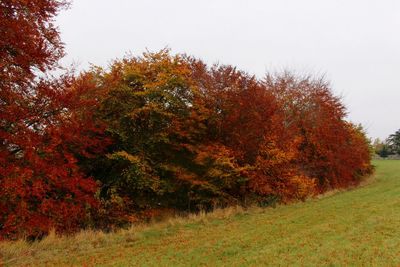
[56,0,400,140]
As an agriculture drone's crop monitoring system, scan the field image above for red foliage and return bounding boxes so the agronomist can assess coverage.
[0,0,67,85]
[265,73,372,190]
[189,61,370,202]
[0,0,107,239]
[206,66,278,164]
[201,66,318,200]
[0,75,106,239]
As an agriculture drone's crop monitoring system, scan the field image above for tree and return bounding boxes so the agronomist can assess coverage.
[388,129,400,155]
[85,51,245,215]
[0,0,67,86]
[264,73,372,189]
[372,138,391,158]
[0,0,105,239]
[190,64,316,203]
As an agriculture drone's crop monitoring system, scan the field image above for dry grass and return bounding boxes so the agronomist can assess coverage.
[1,205,256,266]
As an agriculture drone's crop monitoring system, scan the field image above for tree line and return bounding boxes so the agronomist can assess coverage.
[372,129,400,158]
[0,0,373,240]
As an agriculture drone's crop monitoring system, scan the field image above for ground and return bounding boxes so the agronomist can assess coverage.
[1,160,400,266]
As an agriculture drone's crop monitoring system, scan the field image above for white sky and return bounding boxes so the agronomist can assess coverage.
[56,0,400,140]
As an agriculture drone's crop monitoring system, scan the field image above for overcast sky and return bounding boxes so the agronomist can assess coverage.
[56,0,400,140]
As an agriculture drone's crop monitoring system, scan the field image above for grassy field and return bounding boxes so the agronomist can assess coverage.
[1,160,400,266]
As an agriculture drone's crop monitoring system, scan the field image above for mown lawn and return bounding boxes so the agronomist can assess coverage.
[1,160,400,266]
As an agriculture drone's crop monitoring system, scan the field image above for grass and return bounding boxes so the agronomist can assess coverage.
[1,160,400,266]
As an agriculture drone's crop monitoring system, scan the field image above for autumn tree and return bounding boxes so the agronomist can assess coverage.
[83,51,246,218]
[189,63,316,203]
[0,0,67,85]
[265,73,372,190]
[0,0,105,239]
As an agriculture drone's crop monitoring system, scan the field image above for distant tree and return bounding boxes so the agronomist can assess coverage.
[373,138,388,157]
[380,145,391,158]
[387,129,400,155]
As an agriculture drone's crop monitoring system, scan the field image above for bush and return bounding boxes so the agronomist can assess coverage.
[80,50,372,220]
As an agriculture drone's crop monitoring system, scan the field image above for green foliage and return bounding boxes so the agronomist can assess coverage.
[388,129,400,155]
[372,129,400,158]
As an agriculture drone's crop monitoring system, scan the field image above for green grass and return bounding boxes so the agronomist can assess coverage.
[2,160,400,266]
